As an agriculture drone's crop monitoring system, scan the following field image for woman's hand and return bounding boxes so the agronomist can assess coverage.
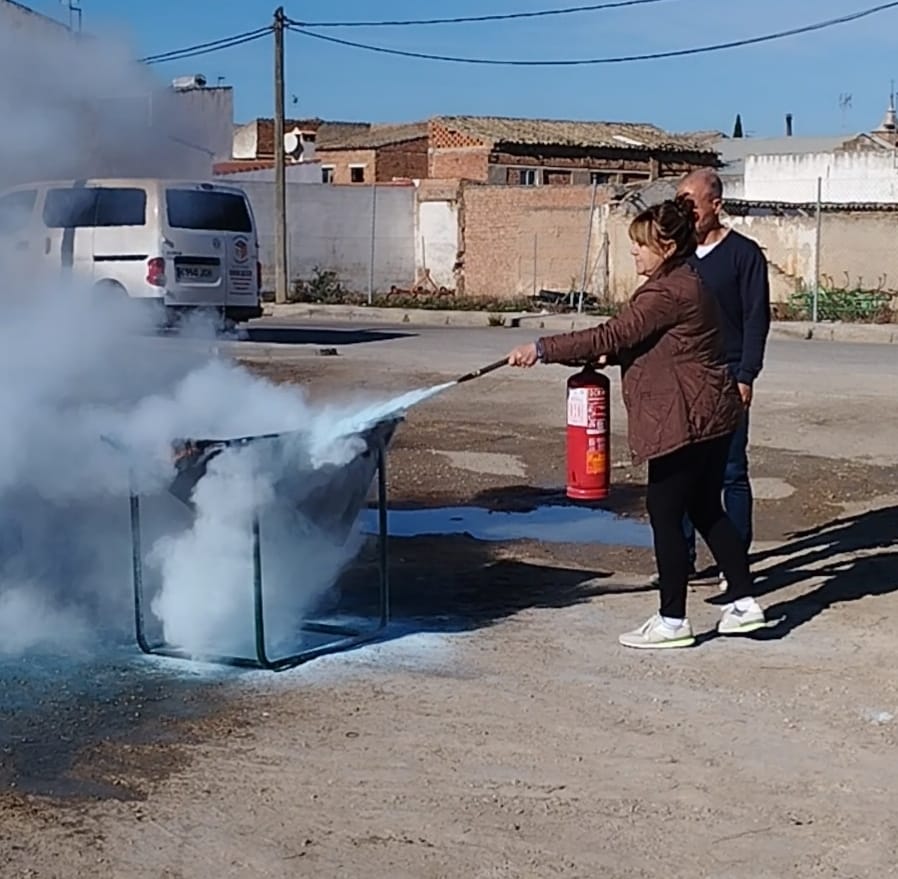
[559,354,609,368]
[507,343,539,368]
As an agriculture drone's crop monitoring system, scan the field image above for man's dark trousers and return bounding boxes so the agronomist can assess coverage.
[684,410,751,567]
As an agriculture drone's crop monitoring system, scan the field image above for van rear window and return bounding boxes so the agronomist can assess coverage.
[43,187,147,228]
[166,190,252,233]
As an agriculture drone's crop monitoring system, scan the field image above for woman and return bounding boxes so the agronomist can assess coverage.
[507,196,768,649]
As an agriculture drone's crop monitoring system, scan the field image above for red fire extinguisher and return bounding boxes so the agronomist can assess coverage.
[566,364,611,501]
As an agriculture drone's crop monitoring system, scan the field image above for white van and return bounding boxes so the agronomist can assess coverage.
[0,178,263,323]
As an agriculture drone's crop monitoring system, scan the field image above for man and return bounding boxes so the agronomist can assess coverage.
[667,168,771,587]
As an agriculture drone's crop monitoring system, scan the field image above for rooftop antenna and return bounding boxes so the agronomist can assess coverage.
[886,79,897,129]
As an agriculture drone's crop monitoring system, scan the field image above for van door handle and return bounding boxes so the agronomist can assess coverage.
[44,237,51,255]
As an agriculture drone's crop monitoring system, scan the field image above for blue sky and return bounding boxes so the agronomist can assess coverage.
[26,0,898,136]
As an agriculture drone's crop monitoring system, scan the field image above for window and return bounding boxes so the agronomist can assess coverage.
[519,169,537,186]
[0,188,36,235]
[166,189,252,232]
[350,165,366,183]
[95,189,147,226]
[321,166,335,184]
[42,187,146,228]
[589,171,611,185]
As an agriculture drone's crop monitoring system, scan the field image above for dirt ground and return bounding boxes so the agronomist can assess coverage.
[3,327,898,878]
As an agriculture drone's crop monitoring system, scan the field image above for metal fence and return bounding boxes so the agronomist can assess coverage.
[789,177,898,323]
[236,182,419,303]
[233,177,898,320]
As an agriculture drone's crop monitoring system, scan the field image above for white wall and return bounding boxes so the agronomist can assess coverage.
[416,200,458,289]
[721,174,744,200]
[217,163,322,183]
[1,0,68,35]
[744,151,898,203]
[0,1,233,185]
[73,88,231,180]
[238,182,417,293]
[165,87,234,162]
[232,121,259,160]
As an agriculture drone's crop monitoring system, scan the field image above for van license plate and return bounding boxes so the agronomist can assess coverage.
[176,265,215,282]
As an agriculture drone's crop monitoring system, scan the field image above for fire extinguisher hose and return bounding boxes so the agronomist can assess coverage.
[455,357,509,385]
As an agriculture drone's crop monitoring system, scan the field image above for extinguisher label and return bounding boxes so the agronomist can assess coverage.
[586,450,606,474]
[567,389,589,427]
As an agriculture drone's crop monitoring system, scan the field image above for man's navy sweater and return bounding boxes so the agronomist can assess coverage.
[688,229,771,386]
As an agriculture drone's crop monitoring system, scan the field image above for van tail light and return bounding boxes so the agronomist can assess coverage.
[256,260,262,293]
[146,257,166,287]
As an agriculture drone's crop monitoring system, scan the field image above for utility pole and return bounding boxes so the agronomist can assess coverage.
[274,6,288,304]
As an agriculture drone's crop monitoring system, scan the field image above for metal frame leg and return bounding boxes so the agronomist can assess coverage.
[130,479,160,656]
[129,438,391,672]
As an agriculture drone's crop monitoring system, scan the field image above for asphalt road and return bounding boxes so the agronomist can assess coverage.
[227,318,898,466]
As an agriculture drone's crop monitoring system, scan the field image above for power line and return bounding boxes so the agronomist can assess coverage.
[140,27,271,65]
[289,0,675,28]
[287,1,898,66]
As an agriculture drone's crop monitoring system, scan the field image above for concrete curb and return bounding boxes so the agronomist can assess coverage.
[262,303,898,344]
[262,303,609,332]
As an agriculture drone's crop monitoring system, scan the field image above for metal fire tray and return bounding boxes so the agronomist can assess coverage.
[127,417,400,672]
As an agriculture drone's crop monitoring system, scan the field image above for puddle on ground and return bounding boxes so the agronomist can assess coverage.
[361,505,652,548]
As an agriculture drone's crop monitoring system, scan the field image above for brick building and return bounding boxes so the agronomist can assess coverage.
[427,116,719,184]
[219,114,719,185]
[314,123,429,184]
[215,118,370,176]
[313,115,718,185]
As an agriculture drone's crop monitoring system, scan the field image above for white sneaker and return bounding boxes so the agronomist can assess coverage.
[619,615,696,650]
[718,599,767,635]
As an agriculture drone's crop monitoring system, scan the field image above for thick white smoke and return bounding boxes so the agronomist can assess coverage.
[0,280,414,659]
[0,15,445,662]
[0,8,217,189]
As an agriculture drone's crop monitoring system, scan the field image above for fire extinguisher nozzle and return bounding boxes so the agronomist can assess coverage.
[455,358,509,385]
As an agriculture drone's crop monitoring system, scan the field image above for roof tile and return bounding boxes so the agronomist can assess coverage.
[432,115,717,154]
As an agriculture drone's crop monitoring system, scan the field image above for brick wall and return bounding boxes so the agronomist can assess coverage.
[430,122,485,149]
[430,147,490,181]
[252,118,320,157]
[459,184,612,299]
[376,137,429,181]
[417,178,462,201]
[603,206,898,308]
[315,148,376,184]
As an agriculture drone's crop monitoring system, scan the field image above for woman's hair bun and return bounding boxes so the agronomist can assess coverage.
[672,193,696,220]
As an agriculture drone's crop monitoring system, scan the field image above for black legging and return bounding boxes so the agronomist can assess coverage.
[646,434,752,619]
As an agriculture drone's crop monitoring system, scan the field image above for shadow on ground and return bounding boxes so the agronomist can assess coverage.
[701,505,898,641]
[333,533,650,639]
[469,482,647,519]
[240,327,415,347]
